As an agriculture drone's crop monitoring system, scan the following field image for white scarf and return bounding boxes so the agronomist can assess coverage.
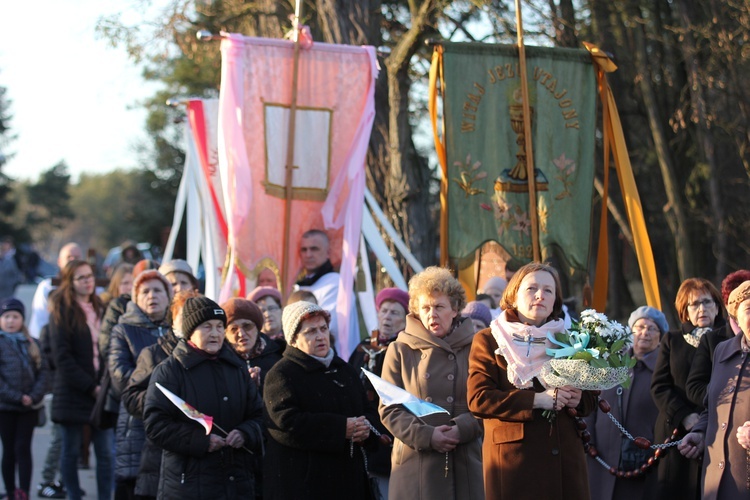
[490,310,566,389]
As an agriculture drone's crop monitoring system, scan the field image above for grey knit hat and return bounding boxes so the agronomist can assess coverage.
[281,301,330,345]
[181,296,226,338]
[628,306,669,334]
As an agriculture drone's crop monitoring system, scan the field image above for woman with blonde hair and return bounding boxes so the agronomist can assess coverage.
[100,263,134,306]
[379,266,483,500]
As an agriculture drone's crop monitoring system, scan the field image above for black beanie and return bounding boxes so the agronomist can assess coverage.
[181,296,227,337]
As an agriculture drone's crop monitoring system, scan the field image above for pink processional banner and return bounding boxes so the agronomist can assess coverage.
[218,33,378,357]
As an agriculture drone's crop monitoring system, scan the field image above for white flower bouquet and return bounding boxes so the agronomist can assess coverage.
[540,309,635,390]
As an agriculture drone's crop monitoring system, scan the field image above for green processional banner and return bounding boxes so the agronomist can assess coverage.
[442,43,596,271]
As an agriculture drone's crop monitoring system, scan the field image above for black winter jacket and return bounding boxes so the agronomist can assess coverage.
[122,332,179,497]
[263,346,377,500]
[109,302,169,481]
[144,340,265,500]
[100,294,130,413]
[685,324,734,406]
[49,316,98,425]
[0,332,48,412]
[233,333,282,394]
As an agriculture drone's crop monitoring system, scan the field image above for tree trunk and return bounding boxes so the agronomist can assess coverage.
[316,0,437,280]
[625,1,695,281]
[674,0,727,281]
[382,0,440,269]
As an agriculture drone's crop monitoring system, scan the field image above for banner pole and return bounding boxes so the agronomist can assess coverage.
[515,0,541,262]
[281,0,304,296]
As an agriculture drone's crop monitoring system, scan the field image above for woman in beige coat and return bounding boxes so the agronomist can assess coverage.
[379,267,484,500]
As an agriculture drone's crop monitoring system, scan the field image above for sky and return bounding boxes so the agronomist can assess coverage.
[0,0,159,181]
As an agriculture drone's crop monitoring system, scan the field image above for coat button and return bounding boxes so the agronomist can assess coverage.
[425,397,433,402]
[448,354,455,360]
[223,396,229,401]
[719,461,725,469]
[446,396,454,403]
[229,476,235,481]
[424,372,431,379]
[447,374,455,381]
[551,448,559,456]
[721,422,727,430]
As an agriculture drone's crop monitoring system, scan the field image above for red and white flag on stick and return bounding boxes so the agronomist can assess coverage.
[156,383,214,435]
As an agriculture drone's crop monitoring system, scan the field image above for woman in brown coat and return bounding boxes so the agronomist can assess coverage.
[467,262,597,499]
[680,280,750,499]
[379,267,483,500]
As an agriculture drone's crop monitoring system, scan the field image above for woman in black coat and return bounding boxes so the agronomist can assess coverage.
[121,290,194,499]
[263,301,378,500]
[220,298,282,392]
[143,296,264,500]
[651,278,726,500]
[48,260,112,500]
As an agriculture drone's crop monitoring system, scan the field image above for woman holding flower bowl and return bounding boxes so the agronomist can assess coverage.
[467,262,598,499]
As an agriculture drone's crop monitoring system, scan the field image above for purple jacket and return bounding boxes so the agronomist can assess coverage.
[693,334,750,500]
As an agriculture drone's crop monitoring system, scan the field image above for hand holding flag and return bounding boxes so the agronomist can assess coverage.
[156,383,214,435]
[156,382,254,454]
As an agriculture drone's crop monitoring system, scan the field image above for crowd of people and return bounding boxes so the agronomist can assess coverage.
[0,232,748,500]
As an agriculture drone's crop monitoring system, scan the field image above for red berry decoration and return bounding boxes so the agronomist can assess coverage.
[598,399,611,413]
[566,408,578,418]
[576,419,587,430]
[588,447,598,458]
[633,437,651,449]
[609,467,617,475]
[647,457,656,466]
[654,448,664,458]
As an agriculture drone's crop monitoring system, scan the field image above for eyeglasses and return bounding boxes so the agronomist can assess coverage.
[632,326,660,335]
[687,298,715,311]
[73,274,95,283]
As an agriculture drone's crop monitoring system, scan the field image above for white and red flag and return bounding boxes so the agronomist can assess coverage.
[163,98,232,300]
[217,33,378,358]
[156,382,214,435]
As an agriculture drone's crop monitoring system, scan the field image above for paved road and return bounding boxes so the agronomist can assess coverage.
[28,403,101,499]
[2,284,100,498]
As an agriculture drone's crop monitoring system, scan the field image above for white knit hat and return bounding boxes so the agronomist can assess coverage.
[281,301,330,345]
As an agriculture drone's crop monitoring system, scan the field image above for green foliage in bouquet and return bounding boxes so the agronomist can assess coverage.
[547,309,637,372]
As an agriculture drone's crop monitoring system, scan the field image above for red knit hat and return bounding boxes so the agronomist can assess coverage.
[375,288,409,312]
